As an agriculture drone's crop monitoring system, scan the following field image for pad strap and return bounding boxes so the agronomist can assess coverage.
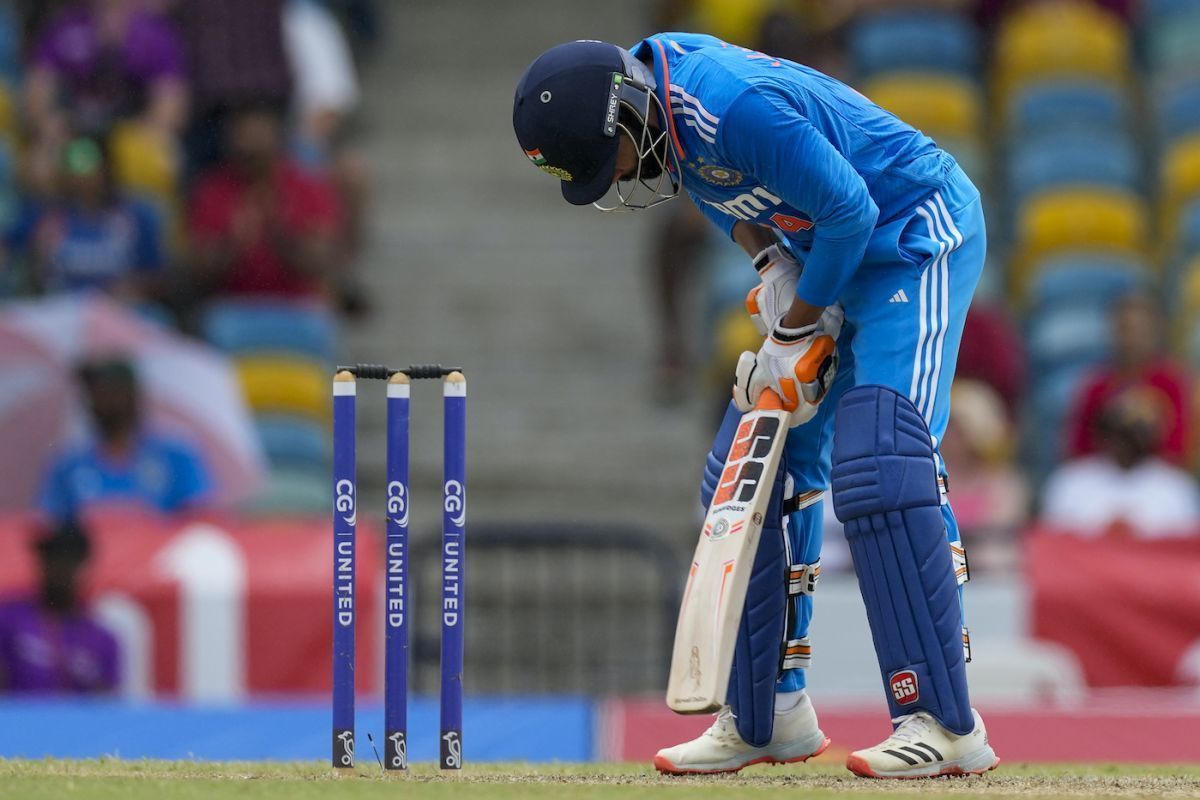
[951,542,969,586]
[788,559,821,596]
[782,488,823,515]
[781,637,812,670]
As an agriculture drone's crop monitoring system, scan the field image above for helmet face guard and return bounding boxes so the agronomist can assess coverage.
[593,49,682,213]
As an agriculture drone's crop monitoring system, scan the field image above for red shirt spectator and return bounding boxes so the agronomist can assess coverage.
[1067,292,1194,465]
[188,106,342,299]
[1068,363,1192,465]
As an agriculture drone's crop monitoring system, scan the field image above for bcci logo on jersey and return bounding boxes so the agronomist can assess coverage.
[697,164,743,186]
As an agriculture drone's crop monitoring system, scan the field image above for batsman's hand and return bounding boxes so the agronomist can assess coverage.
[733,305,844,427]
[745,244,800,336]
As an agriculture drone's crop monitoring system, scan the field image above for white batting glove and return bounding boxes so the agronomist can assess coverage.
[745,244,800,336]
[733,305,844,427]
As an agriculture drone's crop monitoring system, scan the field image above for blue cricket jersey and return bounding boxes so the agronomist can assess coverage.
[632,33,958,306]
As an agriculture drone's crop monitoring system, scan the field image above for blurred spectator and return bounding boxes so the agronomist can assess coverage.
[1042,392,1200,537]
[23,0,187,193]
[186,104,343,302]
[175,0,290,176]
[282,0,369,314]
[283,0,359,160]
[1066,290,1193,466]
[0,519,118,694]
[955,303,1027,420]
[9,136,165,298]
[38,357,212,520]
[941,380,1028,570]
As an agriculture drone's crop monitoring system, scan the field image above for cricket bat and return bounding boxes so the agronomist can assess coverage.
[666,388,790,713]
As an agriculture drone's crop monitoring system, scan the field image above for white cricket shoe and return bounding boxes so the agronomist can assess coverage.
[846,708,999,779]
[653,692,830,775]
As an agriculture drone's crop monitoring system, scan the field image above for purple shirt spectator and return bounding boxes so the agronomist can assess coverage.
[32,5,186,130]
[0,598,118,694]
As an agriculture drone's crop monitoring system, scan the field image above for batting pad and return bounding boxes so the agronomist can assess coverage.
[831,385,972,735]
[726,448,789,748]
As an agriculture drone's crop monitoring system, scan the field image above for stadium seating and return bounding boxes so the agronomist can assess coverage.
[200,299,337,363]
[1152,76,1200,146]
[993,0,1130,99]
[849,10,978,80]
[255,415,330,471]
[109,121,180,222]
[1160,134,1200,219]
[1006,131,1139,207]
[862,73,982,141]
[243,466,329,514]
[1027,254,1148,314]
[1174,196,1200,251]
[1006,79,1130,140]
[0,7,18,85]
[1145,8,1200,77]
[1012,190,1149,295]
[235,356,329,422]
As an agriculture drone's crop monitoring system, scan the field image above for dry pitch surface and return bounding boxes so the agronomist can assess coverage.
[2,760,1199,799]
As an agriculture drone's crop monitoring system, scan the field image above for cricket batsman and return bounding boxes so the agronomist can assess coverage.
[512,34,999,779]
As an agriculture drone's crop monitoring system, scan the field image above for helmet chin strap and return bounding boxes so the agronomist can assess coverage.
[593,49,681,212]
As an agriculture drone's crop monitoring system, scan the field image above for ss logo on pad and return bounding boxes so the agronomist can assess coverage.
[890,670,919,705]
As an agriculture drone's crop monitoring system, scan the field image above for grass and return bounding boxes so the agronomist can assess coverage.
[1,759,1199,799]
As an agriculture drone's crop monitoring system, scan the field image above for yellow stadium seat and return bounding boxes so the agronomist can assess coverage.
[1012,189,1149,296]
[710,306,761,384]
[863,73,983,141]
[1180,257,1200,313]
[108,121,180,205]
[1161,134,1200,216]
[689,0,773,46]
[0,81,14,140]
[993,0,1129,101]
[1175,256,1200,345]
[235,356,329,422]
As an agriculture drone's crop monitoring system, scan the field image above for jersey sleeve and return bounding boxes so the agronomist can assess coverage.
[686,188,737,240]
[718,87,879,306]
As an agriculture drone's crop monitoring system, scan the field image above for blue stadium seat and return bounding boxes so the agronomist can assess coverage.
[1143,0,1196,20]
[244,465,329,514]
[1147,9,1200,77]
[1027,305,1112,370]
[1153,76,1200,144]
[255,414,329,470]
[849,11,979,79]
[1173,197,1200,258]
[200,299,337,362]
[1026,253,1148,314]
[1007,131,1140,206]
[1006,79,1130,139]
[1186,320,1200,368]
[1024,362,1096,478]
[0,7,18,84]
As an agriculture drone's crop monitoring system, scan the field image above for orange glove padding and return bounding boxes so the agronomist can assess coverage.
[733,305,844,427]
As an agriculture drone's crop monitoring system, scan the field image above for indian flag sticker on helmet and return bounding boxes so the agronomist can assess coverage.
[524,148,548,166]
